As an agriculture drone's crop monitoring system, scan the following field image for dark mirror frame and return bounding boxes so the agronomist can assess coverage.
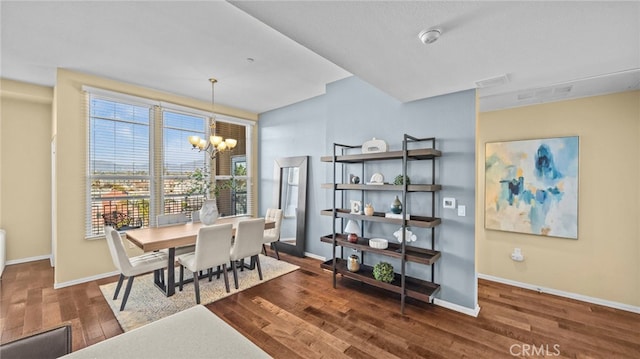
[273,156,308,257]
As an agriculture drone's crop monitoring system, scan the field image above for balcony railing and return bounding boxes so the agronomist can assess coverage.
[91,192,246,235]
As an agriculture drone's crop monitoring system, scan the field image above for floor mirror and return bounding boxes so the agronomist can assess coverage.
[272,156,308,257]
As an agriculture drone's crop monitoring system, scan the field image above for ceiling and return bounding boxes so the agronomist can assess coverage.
[2,1,639,114]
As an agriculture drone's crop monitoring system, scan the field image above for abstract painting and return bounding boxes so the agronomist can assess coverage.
[485,136,579,239]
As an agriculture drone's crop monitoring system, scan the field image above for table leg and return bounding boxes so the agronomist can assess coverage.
[166,248,175,296]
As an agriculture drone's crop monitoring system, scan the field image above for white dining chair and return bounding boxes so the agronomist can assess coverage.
[262,208,283,260]
[177,223,233,304]
[229,218,266,290]
[104,226,168,311]
[156,213,188,227]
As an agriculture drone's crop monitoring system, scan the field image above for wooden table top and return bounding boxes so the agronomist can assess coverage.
[125,216,275,252]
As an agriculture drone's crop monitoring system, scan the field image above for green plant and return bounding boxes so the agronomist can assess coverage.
[184,167,236,198]
[393,174,410,185]
[185,167,211,196]
[372,262,395,283]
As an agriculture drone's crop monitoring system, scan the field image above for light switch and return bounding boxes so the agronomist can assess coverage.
[443,197,456,209]
[457,205,466,216]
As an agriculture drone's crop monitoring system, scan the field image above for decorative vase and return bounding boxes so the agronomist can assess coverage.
[348,233,358,243]
[390,195,402,214]
[347,255,360,272]
[364,203,374,216]
[199,199,219,226]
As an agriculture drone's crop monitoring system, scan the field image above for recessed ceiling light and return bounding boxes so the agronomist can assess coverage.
[418,28,442,44]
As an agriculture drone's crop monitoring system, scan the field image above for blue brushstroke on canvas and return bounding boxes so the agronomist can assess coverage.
[535,144,563,184]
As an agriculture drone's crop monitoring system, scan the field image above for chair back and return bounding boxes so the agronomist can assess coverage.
[230,218,266,261]
[263,208,283,243]
[157,213,188,227]
[0,323,72,359]
[104,226,134,274]
[194,223,233,271]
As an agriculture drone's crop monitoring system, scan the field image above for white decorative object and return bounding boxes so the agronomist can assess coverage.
[385,212,410,219]
[362,138,388,154]
[350,200,362,214]
[367,172,384,185]
[393,227,417,243]
[199,199,219,225]
[369,238,389,249]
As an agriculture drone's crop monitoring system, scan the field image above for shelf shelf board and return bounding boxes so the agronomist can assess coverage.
[320,148,441,163]
[321,258,440,303]
[320,234,441,265]
[321,209,441,228]
[321,183,442,192]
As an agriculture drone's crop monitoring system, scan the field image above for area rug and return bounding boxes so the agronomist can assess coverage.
[100,254,298,331]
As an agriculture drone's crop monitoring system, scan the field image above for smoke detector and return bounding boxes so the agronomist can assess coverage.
[418,28,442,44]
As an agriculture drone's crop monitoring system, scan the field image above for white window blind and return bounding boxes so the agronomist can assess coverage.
[161,110,208,219]
[87,95,152,236]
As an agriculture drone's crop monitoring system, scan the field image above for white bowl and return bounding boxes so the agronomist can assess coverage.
[369,238,388,249]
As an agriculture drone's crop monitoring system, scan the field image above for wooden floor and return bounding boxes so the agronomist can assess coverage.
[1,251,639,358]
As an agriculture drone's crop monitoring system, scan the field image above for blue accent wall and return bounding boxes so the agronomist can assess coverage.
[259,76,477,310]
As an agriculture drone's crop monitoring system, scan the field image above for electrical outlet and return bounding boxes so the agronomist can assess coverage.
[511,248,524,262]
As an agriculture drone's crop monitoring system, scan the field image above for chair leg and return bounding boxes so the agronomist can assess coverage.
[193,271,201,304]
[222,264,230,293]
[216,265,221,279]
[120,276,135,311]
[113,274,125,300]
[179,265,184,291]
[240,258,245,272]
[231,260,239,289]
[273,241,280,260]
[254,255,263,281]
[262,244,267,256]
[208,268,213,282]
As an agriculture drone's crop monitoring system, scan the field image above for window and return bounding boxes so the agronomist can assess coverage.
[162,110,207,218]
[85,88,253,237]
[88,97,151,236]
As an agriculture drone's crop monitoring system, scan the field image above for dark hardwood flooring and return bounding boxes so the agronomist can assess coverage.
[1,251,639,358]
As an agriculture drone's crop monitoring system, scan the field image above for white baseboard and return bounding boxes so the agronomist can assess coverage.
[6,254,51,266]
[478,273,640,314]
[54,270,120,289]
[304,252,326,261]
[433,298,481,317]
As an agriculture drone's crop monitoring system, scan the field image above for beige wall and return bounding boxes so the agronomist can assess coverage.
[0,79,53,261]
[51,69,257,285]
[477,91,640,307]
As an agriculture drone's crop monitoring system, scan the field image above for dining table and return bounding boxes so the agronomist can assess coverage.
[125,215,275,297]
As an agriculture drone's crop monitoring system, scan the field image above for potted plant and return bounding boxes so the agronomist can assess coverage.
[185,167,219,225]
[372,262,395,283]
[185,167,237,225]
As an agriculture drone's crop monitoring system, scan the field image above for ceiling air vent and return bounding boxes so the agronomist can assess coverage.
[475,74,510,88]
[517,92,535,101]
[554,85,573,94]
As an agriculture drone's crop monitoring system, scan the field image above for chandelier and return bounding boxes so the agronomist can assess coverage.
[188,78,237,159]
